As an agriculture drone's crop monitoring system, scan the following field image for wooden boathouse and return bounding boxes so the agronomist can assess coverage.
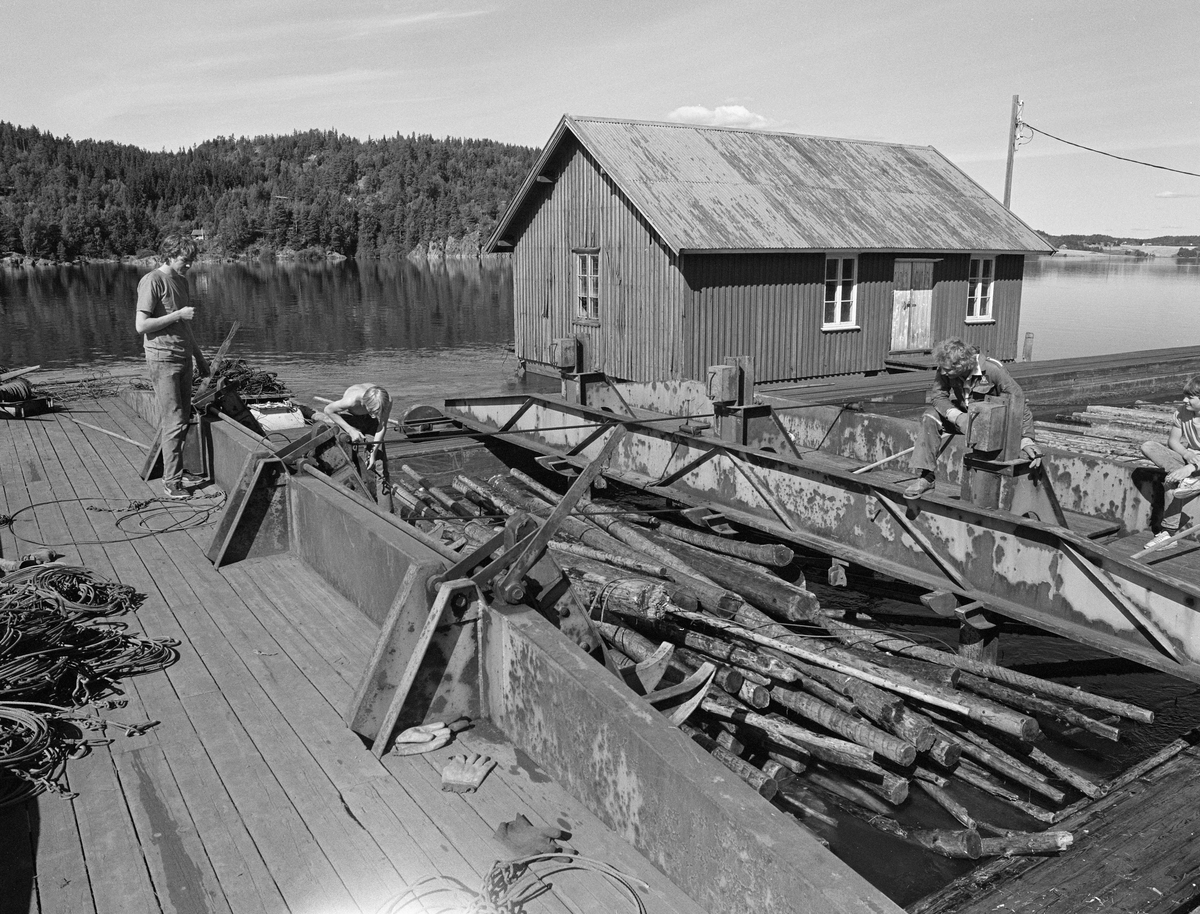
[486,115,1055,384]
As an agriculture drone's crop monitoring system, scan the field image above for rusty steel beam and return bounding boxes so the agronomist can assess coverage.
[445,393,1200,685]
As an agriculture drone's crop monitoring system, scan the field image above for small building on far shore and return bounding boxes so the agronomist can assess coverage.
[485,115,1054,384]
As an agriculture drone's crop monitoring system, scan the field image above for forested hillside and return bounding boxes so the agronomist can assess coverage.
[0,123,540,260]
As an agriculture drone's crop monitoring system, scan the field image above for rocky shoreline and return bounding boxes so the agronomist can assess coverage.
[0,226,508,271]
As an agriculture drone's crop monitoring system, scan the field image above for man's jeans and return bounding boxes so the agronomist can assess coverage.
[148,358,193,484]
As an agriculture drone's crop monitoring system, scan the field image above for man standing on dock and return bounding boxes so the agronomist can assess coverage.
[905,338,1040,499]
[134,233,209,499]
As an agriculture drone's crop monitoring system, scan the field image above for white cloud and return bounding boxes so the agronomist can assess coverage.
[1155,191,1200,198]
[666,105,779,130]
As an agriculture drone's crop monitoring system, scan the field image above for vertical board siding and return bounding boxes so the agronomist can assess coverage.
[683,252,896,383]
[512,139,684,381]
[928,254,1024,360]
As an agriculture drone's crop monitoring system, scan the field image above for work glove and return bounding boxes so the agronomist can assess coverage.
[494,814,573,856]
[1020,438,1043,469]
[441,753,497,793]
[947,409,969,435]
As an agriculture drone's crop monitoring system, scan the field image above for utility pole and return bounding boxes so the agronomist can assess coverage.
[1003,94,1021,210]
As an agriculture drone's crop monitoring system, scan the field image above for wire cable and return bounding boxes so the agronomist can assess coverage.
[1024,122,1200,179]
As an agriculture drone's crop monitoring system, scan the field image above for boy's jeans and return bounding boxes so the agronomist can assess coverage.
[1141,440,1200,532]
[148,358,193,484]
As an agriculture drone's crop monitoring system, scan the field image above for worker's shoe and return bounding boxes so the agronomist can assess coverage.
[1146,530,1179,551]
[904,472,936,500]
[180,472,207,488]
[1172,476,1200,494]
[162,482,192,500]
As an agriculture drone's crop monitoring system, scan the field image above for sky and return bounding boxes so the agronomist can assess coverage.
[2,0,1198,238]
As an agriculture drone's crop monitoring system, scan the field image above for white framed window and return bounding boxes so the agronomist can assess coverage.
[967,256,994,321]
[823,255,857,329]
[576,252,599,320]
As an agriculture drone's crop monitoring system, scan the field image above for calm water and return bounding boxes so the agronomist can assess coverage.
[1020,254,1200,360]
[5,253,1200,905]
[3,253,1199,396]
[0,257,551,411]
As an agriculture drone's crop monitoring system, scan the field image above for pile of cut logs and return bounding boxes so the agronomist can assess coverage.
[384,463,1154,862]
[1034,402,1177,462]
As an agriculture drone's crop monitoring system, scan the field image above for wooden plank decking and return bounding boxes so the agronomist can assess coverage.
[0,398,707,914]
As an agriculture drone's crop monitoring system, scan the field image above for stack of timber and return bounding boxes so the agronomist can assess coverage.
[1034,402,1177,462]
[382,463,1155,864]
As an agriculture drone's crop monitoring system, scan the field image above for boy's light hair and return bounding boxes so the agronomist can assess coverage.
[1184,376,1200,398]
[933,337,977,378]
[361,385,390,416]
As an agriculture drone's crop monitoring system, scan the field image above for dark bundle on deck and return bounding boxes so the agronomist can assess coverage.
[0,566,174,808]
[210,358,292,398]
[387,465,1154,861]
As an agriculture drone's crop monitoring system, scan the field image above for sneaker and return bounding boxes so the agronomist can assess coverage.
[180,473,207,488]
[1146,530,1179,551]
[904,473,936,500]
[162,482,192,500]
[1173,476,1200,494]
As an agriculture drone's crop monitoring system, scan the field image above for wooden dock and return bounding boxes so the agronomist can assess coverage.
[762,344,1200,409]
[914,732,1200,914]
[0,397,707,914]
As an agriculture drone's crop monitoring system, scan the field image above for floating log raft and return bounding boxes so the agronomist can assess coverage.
[1033,401,1176,462]
[382,465,1159,862]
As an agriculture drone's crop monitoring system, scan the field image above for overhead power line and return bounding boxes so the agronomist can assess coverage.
[1023,122,1200,179]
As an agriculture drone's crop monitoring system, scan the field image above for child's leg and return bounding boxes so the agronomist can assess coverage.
[1142,440,1186,473]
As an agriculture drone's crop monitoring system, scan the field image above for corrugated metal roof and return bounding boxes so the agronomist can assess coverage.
[488,116,1054,255]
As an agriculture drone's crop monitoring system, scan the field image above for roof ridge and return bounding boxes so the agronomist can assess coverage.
[566,114,935,151]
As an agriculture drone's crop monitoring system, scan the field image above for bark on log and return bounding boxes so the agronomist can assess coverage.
[680,724,778,799]
[566,568,676,621]
[650,533,819,622]
[952,760,1057,823]
[632,618,799,683]
[547,540,676,579]
[700,694,876,768]
[657,520,794,567]
[673,608,1040,741]
[915,780,977,830]
[978,831,1073,857]
[775,780,838,828]
[771,684,918,766]
[953,670,1121,742]
[832,625,1153,724]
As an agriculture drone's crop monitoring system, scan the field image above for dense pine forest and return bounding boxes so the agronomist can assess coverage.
[0,122,540,260]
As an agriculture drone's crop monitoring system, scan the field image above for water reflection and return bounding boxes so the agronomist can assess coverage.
[0,258,515,369]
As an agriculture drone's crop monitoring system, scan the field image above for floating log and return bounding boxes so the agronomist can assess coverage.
[657,520,794,567]
[736,680,770,709]
[775,780,839,829]
[700,694,876,768]
[671,608,1040,741]
[883,706,937,753]
[787,659,905,729]
[548,540,675,579]
[770,684,918,766]
[952,760,1057,823]
[826,624,1153,724]
[681,724,778,799]
[633,618,799,683]
[650,533,819,622]
[941,723,1066,804]
[915,780,977,830]
[565,567,676,621]
[978,831,1073,857]
[805,766,893,814]
[400,465,477,518]
[951,670,1121,742]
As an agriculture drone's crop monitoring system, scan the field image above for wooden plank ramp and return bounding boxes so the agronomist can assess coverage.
[0,397,707,914]
[915,734,1200,913]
